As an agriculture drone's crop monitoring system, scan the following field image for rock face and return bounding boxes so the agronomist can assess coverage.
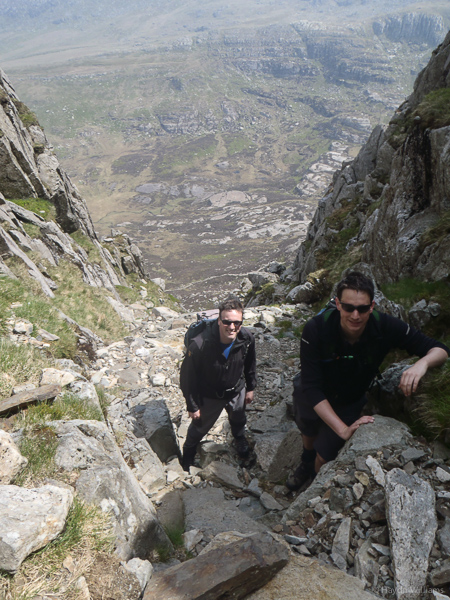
[373,13,445,46]
[0,70,148,308]
[0,69,94,237]
[291,30,450,286]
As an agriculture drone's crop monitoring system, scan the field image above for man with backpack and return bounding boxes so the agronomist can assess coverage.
[179,298,257,471]
[287,271,449,492]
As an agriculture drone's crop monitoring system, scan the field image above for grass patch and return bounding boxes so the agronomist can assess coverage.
[0,498,114,600]
[419,210,450,253]
[0,339,52,399]
[8,197,56,221]
[225,134,253,155]
[316,225,360,271]
[0,275,78,361]
[21,222,42,238]
[116,274,180,311]
[380,277,450,341]
[414,362,450,438]
[412,88,450,130]
[17,392,104,427]
[12,99,40,128]
[70,230,103,264]
[48,261,128,343]
[164,524,185,549]
[14,425,59,486]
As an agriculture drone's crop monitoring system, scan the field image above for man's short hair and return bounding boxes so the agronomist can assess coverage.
[218,298,244,317]
[335,271,375,302]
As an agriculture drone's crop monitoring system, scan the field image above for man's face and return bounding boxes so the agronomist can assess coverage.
[335,289,374,342]
[218,309,243,344]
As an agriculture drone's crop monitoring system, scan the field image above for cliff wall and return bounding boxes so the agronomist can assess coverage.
[0,69,147,300]
[291,30,450,288]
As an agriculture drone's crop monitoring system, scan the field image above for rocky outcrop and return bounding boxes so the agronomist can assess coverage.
[291,30,450,286]
[0,72,148,306]
[373,13,445,47]
[0,69,94,237]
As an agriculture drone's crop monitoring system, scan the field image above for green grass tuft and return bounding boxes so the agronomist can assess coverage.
[15,426,59,486]
[8,197,56,221]
[412,88,450,130]
[0,338,52,399]
[414,362,450,438]
[17,392,104,427]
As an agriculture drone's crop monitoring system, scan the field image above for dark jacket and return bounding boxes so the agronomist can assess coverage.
[298,308,449,411]
[179,320,257,413]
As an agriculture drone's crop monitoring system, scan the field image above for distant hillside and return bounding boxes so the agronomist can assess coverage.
[1,0,449,306]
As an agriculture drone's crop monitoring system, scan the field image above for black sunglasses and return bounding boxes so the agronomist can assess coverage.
[221,319,243,327]
[340,302,372,314]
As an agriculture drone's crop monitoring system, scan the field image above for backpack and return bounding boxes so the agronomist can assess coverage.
[184,309,220,349]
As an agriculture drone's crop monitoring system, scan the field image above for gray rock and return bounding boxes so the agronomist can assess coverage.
[143,532,289,600]
[245,554,382,600]
[253,427,303,483]
[118,430,166,495]
[355,539,380,587]
[0,430,28,484]
[430,559,450,587]
[286,281,323,304]
[13,318,33,335]
[200,461,243,491]
[437,518,450,555]
[131,399,180,463]
[67,379,104,416]
[123,557,153,592]
[331,517,352,571]
[247,271,278,290]
[0,484,73,573]
[152,306,179,320]
[182,486,266,539]
[259,492,284,512]
[338,417,412,463]
[53,420,172,560]
[385,468,437,600]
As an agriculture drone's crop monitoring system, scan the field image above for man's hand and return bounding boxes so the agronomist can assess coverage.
[188,410,201,420]
[339,415,375,440]
[399,362,428,397]
[399,347,448,397]
[245,391,254,405]
[314,399,374,441]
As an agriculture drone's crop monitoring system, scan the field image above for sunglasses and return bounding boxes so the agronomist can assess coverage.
[340,302,372,314]
[220,319,243,327]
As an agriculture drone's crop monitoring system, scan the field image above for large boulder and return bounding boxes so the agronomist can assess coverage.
[131,398,180,462]
[143,532,289,600]
[0,484,73,573]
[385,469,437,600]
[245,554,382,600]
[53,420,172,560]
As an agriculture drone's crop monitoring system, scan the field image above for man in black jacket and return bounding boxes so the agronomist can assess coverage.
[179,298,257,471]
[287,271,449,491]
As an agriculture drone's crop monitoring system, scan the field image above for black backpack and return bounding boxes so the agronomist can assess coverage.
[184,309,219,349]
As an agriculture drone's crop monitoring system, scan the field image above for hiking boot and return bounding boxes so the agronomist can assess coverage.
[234,435,250,459]
[181,446,197,472]
[286,461,315,491]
